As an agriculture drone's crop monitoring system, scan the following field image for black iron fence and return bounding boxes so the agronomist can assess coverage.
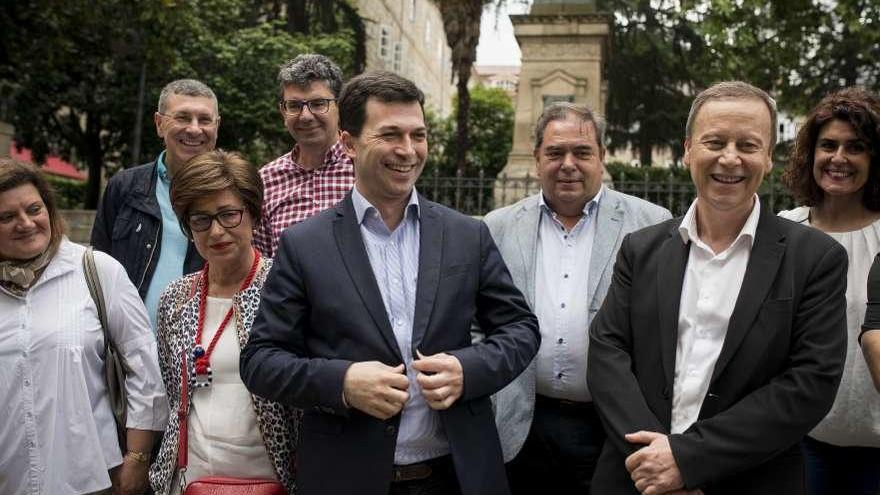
[417,168,796,217]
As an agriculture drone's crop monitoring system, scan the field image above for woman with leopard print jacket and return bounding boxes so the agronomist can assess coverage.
[148,151,298,494]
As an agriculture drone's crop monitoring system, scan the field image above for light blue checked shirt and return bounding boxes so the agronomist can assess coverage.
[351,186,450,464]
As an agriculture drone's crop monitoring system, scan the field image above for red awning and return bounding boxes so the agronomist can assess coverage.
[9,142,88,181]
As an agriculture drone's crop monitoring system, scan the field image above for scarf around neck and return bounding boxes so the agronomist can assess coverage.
[0,246,56,297]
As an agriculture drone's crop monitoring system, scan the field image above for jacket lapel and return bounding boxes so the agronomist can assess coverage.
[412,199,442,350]
[333,195,403,361]
[657,221,689,391]
[513,197,540,306]
[710,208,785,383]
[588,191,624,309]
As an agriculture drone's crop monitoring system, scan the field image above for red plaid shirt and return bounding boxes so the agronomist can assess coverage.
[254,141,354,257]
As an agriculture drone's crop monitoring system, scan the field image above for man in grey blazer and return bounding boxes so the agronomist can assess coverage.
[484,102,671,494]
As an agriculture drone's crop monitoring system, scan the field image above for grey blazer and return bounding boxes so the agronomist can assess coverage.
[483,188,671,461]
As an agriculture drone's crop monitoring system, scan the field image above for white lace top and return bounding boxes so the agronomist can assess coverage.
[779,206,880,447]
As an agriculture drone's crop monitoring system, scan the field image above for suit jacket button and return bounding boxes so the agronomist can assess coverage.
[385,425,397,437]
[662,387,670,399]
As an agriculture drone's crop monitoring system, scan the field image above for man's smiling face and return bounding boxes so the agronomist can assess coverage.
[154,93,219,173]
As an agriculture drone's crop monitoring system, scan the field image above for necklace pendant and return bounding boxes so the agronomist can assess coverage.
[193,345,206,359]
[193,367,213,388]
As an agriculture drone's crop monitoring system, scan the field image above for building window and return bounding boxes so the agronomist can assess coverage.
[409,0,416,22]
[379,25,391,60]
[393,42,403,73]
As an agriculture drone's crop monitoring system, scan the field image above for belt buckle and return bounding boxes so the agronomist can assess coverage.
[392,463,433,482]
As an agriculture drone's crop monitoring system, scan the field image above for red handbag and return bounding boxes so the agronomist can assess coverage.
[182,477,285,495]
[177,353,286,495]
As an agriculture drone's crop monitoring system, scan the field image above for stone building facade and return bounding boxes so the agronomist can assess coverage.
[353,0,455,115]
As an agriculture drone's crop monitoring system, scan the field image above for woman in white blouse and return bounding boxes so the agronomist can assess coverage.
[148,150,297,495]
[0,158,168,494]
[780,87,880,495]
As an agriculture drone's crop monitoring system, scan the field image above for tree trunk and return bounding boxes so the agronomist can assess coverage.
[129,60,147,168]
[338,1,366,73]
[435,0,485,176]
[638,139,652,167]
[455,67,470,175]
[286,0,308,33]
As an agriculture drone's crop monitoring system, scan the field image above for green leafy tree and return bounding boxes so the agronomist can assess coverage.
[601,0,701,166]
[429,85,514,178]
[691,0,880,114]
[1,0,358,208]
[432,0,494,175]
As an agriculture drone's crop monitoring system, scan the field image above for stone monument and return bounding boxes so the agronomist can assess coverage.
[495,0,611,206]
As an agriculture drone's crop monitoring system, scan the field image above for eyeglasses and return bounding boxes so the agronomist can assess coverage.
[188,208,245,232]
[280,98,336,116]
[158,112,219,128]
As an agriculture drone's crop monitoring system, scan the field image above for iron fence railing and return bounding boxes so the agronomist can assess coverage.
[417,168,796,217]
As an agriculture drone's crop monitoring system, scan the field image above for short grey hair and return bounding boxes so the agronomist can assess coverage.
[533,102,606,152]
[277,54,344,100]
[685,81,778,151]
[157,79,218,114]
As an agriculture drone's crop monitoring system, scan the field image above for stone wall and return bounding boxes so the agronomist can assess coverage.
[61,210,96,245]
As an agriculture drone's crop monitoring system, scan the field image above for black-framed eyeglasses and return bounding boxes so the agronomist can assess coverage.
[280,98,336,116]
[188,208,245,232]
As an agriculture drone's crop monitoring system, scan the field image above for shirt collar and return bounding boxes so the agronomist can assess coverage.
[538,184,604,218]
[678,194,761,248]
[290,139,346,171]
[156,151,170,184]
[351,186,420,226]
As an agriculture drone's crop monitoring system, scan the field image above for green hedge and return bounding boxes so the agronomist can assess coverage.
[47,176,87,210]
[604,162,797,215]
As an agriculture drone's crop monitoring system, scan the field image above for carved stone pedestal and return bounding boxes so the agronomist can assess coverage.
[495,2,611,207]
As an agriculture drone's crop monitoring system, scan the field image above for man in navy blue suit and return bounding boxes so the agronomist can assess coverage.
[241,71,540,495]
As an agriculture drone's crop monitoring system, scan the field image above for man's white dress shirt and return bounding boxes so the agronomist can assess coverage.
[672,197,760,434]
[534,188,602,402]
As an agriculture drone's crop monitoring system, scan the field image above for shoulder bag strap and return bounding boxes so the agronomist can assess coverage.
[83,247,110,353]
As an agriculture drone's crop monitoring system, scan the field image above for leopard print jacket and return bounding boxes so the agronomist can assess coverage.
[148,258,299,494]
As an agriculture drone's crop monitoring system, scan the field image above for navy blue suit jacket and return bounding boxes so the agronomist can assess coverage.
[241,192,539,495]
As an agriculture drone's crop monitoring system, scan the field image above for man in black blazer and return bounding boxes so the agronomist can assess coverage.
[587,81,847,495]
[241,71,540,495]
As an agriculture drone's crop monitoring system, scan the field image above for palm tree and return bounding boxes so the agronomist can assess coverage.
[432,0,492,175]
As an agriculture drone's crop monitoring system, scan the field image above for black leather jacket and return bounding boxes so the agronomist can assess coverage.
[90,160,203,299]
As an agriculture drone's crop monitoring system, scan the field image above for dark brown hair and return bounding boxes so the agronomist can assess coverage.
[338,71,425,137]
[782,87,880,210]
[0,158,66,256]
[170,150,263,238]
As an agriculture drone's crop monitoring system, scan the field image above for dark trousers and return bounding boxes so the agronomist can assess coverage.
[507,395,606,495]
[802,435,880,495]
[388,455,462,495]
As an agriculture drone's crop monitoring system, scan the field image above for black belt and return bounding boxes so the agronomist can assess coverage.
[536,394,595,414]
[391,455,452,483]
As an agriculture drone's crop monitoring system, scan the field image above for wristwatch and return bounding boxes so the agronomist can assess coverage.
[125,450,149,463]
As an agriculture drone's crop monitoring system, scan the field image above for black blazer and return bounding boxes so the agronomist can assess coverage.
[241,193,540,495]
[587,206,847,494]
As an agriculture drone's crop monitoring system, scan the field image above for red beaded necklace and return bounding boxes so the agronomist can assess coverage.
[191,247,261,387]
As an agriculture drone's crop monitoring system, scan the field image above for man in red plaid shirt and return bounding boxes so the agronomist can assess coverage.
[254,54,355,258]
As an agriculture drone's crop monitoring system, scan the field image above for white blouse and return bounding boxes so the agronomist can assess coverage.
[779,207,880,447]
[0,238,168,495]
[171,296,275,494]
